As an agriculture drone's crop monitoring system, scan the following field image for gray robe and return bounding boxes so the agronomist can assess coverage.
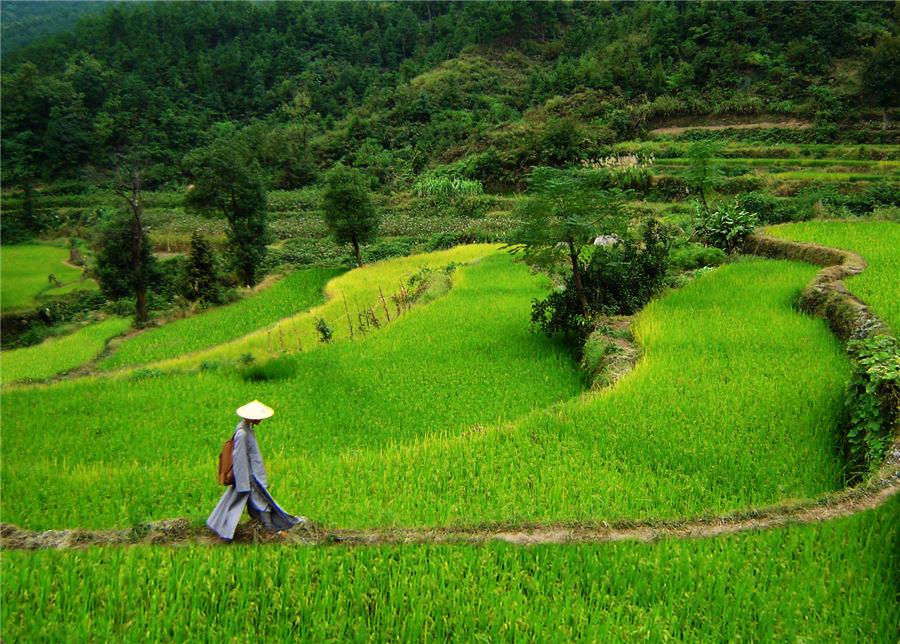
[206,420,299,539]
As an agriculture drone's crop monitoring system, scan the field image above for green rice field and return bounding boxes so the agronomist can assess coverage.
[0,244,85,311]
[765,221,900,332]
[2,223,896,642]
[97,266,345,370]
[1,317,130,385]
[0,255,848,530]
[0,252,584,530]
[158,244,497,371]
[2,495,896,643]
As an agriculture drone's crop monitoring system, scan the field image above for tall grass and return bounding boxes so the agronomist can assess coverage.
[764,221,900,333]
[2,496,896,642]
[281,259,848,527]
[1,317,130,385]
[1,244,83,310]
[98,267,344,370]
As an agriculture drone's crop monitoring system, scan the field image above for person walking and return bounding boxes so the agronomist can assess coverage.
[207,400,300,540]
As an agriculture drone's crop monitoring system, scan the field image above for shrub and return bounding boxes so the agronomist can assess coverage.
[844,333,900,478]
[669,242,727,272]
[238,354,298,382]
[531,220,671,344]
[425,232,463,251]
[413,175,484,198]
[363,239,414,263]
[696,201,759,254]
[738,191,798,225]
[315,317,333,343]
[650,175,690,201]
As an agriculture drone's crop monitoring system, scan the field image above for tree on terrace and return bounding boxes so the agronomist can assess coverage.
[861,35,900,131]
[320,165,379,267]
[183,140,270,287]
[506,166,628,319]
[92,156,156,325]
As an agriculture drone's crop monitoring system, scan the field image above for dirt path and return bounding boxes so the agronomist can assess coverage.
[2,472,896,550]
[650,119,812,135]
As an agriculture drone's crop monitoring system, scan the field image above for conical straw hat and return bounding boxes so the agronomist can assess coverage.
[236,400,274,420]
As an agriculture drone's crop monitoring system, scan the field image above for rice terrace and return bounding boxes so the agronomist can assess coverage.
[1,2,899,642]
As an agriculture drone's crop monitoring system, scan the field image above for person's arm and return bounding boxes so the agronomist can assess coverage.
[231,429,251,492]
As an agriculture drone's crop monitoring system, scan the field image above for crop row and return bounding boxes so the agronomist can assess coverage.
[2,495,896,643]
[0,255,846,531]
[654,157,900,169]
[1,317,131,385]
[764,221,900,333]
[604,140,900,161]
[97,267,344,370]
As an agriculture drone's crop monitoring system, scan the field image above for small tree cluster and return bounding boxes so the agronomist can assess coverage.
[183,139,270,287]
[531,221,672,343]
[178,230,224,304]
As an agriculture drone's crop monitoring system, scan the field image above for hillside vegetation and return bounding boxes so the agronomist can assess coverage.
[2,1,897,190]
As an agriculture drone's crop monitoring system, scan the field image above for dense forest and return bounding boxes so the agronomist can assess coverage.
[0,1,113,56]
[3,0,898,192]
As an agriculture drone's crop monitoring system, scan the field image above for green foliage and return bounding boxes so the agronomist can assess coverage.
[861,35,900,129]
[237,354,298,383]
[695,200,759,254]
[413,175,484,198]
[320,165,380,267]
[361,239,414,264]
[315,317,334,343]
[98,268,341,370]
[183,140,270,287]
[178,231,223,304]
[424,232,464,251]
[844,333,900,477]
[508,166,628,272]
[92,213,160,306]
[668,241,727,273]
[684,142,721,211]
[531,221,671,342]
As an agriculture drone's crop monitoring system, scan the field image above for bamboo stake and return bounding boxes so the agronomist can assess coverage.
[378,286,391,322]
[342,293,354,338]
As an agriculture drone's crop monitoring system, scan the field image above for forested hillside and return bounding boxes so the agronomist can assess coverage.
[0,1,112,56]
[3,0,897,190]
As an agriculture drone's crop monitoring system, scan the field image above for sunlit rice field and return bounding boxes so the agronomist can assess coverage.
[0,252,583,530]
[764,220,900,332]
[157,244,498,371]
[97,266,344,370]
[282,259,848,527]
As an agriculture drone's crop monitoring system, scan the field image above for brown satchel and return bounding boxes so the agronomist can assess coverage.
[217,434,235,486]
